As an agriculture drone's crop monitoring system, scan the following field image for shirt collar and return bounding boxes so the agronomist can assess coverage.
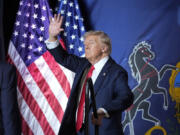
[93,56,109,73]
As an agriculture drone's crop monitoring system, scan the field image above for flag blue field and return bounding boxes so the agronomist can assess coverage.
[57,0,85,56]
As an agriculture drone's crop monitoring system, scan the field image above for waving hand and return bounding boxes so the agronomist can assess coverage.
[49,14,64,42]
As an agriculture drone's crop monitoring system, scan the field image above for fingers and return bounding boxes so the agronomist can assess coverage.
[91,113,103,126]
[53,14,63,23]
[59,28,64,32]
[91,114,97,125]
[49,16,52,23]
[57,14,60,22]
[59,15,64,26]
[54,14,57,21]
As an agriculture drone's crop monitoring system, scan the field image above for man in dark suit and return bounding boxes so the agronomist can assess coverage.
[0,62,21,135]
[46,14,134,135]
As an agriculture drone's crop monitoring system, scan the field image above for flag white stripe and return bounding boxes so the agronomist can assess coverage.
[8,41,60,134]
[17,87,44,135]
[59,64,75,89]
[35,56,68,111]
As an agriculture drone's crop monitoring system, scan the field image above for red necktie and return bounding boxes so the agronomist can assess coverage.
[76,65,95,131]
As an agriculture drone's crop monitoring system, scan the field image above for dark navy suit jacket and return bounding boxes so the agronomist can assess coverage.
[49,45,134,135]
[0,62,21,135]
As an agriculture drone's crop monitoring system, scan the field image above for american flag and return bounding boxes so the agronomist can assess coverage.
[57,0,85,56]
[7,0,85,134]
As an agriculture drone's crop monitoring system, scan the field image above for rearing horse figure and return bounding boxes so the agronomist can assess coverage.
[123,41,176,134]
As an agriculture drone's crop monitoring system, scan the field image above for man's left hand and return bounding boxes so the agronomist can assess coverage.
[91,109,105,126]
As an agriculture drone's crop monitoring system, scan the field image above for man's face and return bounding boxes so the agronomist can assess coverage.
[84,35,104,62]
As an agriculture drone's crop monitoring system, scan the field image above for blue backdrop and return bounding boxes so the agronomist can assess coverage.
[1,0,180,134]
[81,0,180,134]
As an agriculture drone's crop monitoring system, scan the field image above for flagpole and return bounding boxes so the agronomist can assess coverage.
[85,78,99,135]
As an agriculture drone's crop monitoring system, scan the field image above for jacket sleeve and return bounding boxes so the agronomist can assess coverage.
[48,44,86,72]
[103,71,134,116]
[1,64,21,135]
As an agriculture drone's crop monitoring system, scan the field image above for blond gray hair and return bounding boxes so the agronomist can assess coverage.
[84,31,112,55]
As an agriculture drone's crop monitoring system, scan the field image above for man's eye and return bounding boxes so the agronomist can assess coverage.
[89,41,95,44]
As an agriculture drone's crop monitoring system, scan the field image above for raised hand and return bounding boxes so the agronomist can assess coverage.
[49,14,64,42]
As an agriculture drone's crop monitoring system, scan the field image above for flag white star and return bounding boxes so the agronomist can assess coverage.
[24,23,29,28]
[15,21,20,26]
[78,47,83,52]
[81,26,85,31]
[22,33,27,38]
[14,31,18,36]
[28,45,33,50]
[21,43,25,48]
[27,55,32,60]
[63,0,67,4]
[80,37,84,42]
[38,46,42,52]
[71,35,76,40]
[73,24,78,30]
[39,36,43,42]
[65,22,70,27]
[20,1,23,6]
[30,34,35,39]
[34,4,39,9]
[76,5,79,9]
[42,6,46,11]
[64,32,67,36]
[61,10,65,14]
[26,13,30,17]
[17,11,21,16]
[27,3,31,7]
[69,2,73,7]
[31,24,36,29]
[33,14,38,19]
[40,26,44,31]
[75,15,79,20]
[69,44,74,49]
[41,16,46,21]
[67,12,72,17]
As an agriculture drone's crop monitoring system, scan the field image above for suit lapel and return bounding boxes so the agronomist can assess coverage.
[93,57,114,96]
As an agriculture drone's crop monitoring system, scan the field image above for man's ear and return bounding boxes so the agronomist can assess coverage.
[101,45,108,53]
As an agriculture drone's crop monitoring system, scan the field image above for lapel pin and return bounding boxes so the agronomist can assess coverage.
[103,72,106,76]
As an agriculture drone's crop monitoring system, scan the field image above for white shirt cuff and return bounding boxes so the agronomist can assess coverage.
[98,108,110,118]
[45,39,59,49]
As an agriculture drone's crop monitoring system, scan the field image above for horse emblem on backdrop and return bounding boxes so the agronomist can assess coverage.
[123,41,177,135]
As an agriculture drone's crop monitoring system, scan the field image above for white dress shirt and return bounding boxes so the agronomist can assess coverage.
[91,56,109,84]
[91,56,110,118]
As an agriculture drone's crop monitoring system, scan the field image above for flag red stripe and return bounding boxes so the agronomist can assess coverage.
[21,115,34,135]
[28,61,64,122]
[7,57,34,135]
[16,70,55,135]
[43,51,71,98]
